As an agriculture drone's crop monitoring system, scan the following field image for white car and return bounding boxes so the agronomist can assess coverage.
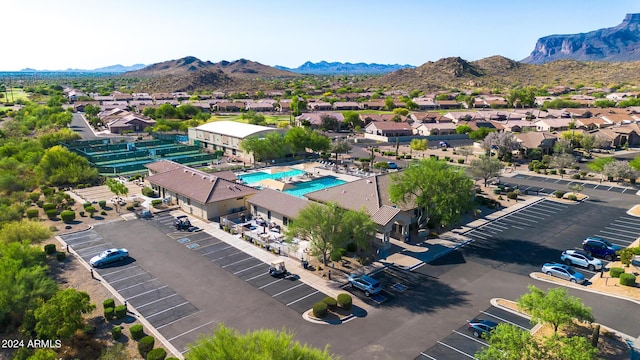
[560,250,603,271]
[89,248,129,268]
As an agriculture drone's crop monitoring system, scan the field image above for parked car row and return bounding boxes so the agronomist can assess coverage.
[542,237,624,284]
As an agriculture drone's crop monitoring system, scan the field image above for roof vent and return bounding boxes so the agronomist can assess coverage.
[210,178,215,182]
[228,185,232,190]
[191,172,196,176]
[202,176,207,180]
[366,180,372,183]
[183,169,188,173]
[342,190,347,194]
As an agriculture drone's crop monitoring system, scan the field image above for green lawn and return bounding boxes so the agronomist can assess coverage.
[0,88,29,103]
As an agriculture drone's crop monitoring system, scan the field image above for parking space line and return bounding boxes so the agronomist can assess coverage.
[211,249,244,262]
[272,283,305,297]
[201,244,234,256]
[436,341,476,359]
[245,272,269,281]
[136,293,179,309]
[156,310,202,330]
[233,262,265,275]
[108,272,149,284]
[146,301,190,318]
[222,256,255,268]
[420,352,437,360]
[609,222,640,230]
[259,278,285,289]
[126,285,168,300]
[99,266,134,277]
[597,234,634,245]
[618,216,640,223]
[118,278,158,291]
[167,319,217,341]
[598,231,634,243]
[72,242,108,253]
[487,222,508,229]
[604,226,640,236]
[192,240,223,251]
[286,290,320,306]
[452,330,488,346]
[65,238,105,248]
[507,212,539,222]
[466,231,491,239]
[479,310,529,330]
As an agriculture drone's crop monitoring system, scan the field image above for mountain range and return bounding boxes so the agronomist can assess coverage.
[274,61,414,75]
[522,13,640,64]
[19,64,146,73]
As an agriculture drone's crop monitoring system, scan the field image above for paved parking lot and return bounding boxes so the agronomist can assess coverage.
[151,214,329,314]
[416,305,534,360]
[59,230,200,329]
[503,174,636,196]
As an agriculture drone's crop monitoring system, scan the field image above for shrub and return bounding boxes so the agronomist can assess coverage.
[79,210,85,217]
[126,205,135,211]
[56,252,65,261]
[322,296,337,310]
[571,174,581,179]
[60,210,76,223]
[42,187,55,197]
[112,325,122,340]
[337,293,352,310]
[312,302,328,318]
[346,242,357,253]
[151,199,162,207]
[130,324,144,340]
[330,248,345,262]
[101,211,107,216]
[104,307,115,321]
[42,203,56,211]
[85,206,96,217]
[166,358,179,360]
[98,200,107,209]
[610,267,625,278]
[554,190,566,198]
[619,273,636,286]
[44,244,56,255]
[457,158,464,164]
[103,298,115,309]
[146,348,167,360]
[549,169,557,175]
[83,202,92,209]
[138,336,155,358]
[506,191,518,200]
[29,192,41,202]
[580,171,587,177]
[493,188,501,195]
[45,209,58,219]
[26,209,39,219]
[566,194,578,201]
[114,304,127,319]
[142,187,157,197]
[36,200,44,208]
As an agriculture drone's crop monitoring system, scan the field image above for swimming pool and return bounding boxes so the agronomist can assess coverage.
[239,169,306,184]
[284,176,346,197]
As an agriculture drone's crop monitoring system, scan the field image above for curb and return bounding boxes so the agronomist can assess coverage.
[529,272,640,306]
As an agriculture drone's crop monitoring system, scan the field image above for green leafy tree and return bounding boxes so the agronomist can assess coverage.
[409,138,427,157]
[455,125,472,134]
[330,139,352,163]
[553,138,573,154]
[186,323,336,360]
[389,158,474,232]
[27,349,59,360]
[580,134,596,155]
[308,131,331,154]
[290,96,307,116]
[241,132,288,164]
[34,288,96,340]
[517,285,594,333]
[99,343,129,360]
[105,178,129,213]
[603,160,635,181]
[0,219,51,244]
[286,202,374,265]
[630,155,640,171]
[242,110,266,125]
[39,128,82,149]
[342,111,361,129]
[543,334,598,360]
[156,103,178,119]
[384,96,395,111]
[476,323,543,360]
[469,127,495,140]
[319,115,340,132]
[34,145,98,186]
[84,104,101,117]
[587,156,615,180]
[469,155,504,186]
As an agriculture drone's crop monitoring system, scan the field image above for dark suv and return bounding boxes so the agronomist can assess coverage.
[582,237,623,261]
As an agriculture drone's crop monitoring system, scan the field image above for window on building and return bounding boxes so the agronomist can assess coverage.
[267,211,271,220]
[283,216,289,226]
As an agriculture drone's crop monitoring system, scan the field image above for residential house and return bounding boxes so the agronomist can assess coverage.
[365,121,413,137]
[412,98,437,110]
[215,102,245,112]
[413,122,457,136]
[591,124,640,148]
[333,102,359,111]
[410,112,452,123]
[498,119,537,133]
[535,118,573,132]
[360,100,386,110]
[307,101,333,111]
[575,117,612,130]
[514,132,558,155]
[246,100,276,112]
[436,100,461,109]
[106,113,156,134]
[295,112,345,129]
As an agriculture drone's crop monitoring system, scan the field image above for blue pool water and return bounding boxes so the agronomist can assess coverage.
[284,176,346,197]
[239,169,306,184]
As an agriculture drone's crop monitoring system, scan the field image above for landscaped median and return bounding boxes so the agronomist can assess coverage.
[302,293,367,325]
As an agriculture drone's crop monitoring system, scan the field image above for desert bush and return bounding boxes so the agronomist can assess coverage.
[337,293,352,310]
[83,202,92,209]
[29,192,41,202]
[312,302,328,318]
[457,158,464,164]
[114,304,127,319]
[85,206,96,217]
[103,298,115,309]
[142,187,157,197]
[619,273,636,286]
[322,296,338,310]
[45,209,58,219]
[554,190,566,198]
[60,210,76,223]
[98,200,107,209]
[506,191,518,200]
[130,324,144,340]
[104,307,115,321]
[138,336,155,358]
[346,242,357,253]
[26,209,39,219]
[44,244,56,255]
[56,252,65,261]
[566,194,578,201]
[610,267,624,278]
[146,348,167,360]
[151,199,162,207]
[112,325,122,340]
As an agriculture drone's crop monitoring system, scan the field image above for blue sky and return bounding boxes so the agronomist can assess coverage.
[4,0,640,71]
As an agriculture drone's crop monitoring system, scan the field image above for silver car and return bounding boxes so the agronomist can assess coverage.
[560,250,603,271]
[90,248,129,268]
[541,263,586,284]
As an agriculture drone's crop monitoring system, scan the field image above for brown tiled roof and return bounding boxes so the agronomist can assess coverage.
[145,160,183,174]
[370,205,401,226]
[247,188,309,219]
[514,132,557,149]
[146,166,257,204]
